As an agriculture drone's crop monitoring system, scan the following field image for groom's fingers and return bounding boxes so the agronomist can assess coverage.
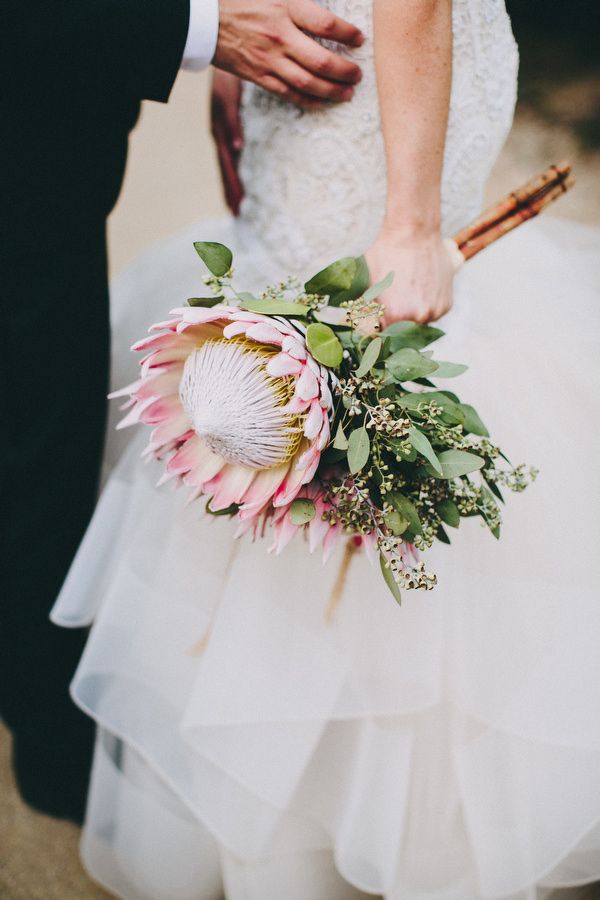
[275,59,355,102]
[286,28,363,88]
[292,0,364,49]
[259,75,324,111]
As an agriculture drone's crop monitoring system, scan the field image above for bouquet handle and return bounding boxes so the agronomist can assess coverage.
[447,161,574,271]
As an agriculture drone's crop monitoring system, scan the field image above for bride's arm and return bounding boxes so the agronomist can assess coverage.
[366,0,454,325]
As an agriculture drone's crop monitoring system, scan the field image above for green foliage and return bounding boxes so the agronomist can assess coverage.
[187,296,224,308]
[388,492,422,535]
[355,336,382,377]
[306,323,344,367]
[408,425,442,475]
[427,449,485,479]
[290,498,316,525]
[386,348,439,382]
[459,403,489,437]
[347,426,370,474]
[241,298,310,316]
[437,499,460,528]
[381,321,445,350]
[380,553,402,604]
[193,242,233,276]
[304,258,357,300]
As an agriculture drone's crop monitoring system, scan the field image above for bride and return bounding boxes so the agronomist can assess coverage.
[52,1,600,898]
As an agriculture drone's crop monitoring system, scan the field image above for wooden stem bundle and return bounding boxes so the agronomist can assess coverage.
[451,161,574,263]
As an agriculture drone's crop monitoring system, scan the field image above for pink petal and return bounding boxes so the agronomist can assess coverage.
[303,400,325,439]
[266,353,303,377]
[319,379,333,410]
[245,322,284,346]
[132,332,182,353]
[168,435,211,475]
[323,524,342,563]
[181,443,226,486]
[173,305,236,324]
[280,395,312,415]
[269,513,298,555]
[317,418,331,450]
[222,321,249,339]
[134,368,182,401]
[140,395,181,425]
[151,412,192,446]
[282,336,307,361]
[296,366,319,402]
[204,465,256,509]
[239,462,290,514]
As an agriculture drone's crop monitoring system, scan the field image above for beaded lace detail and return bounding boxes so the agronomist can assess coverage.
[238,0,519,277]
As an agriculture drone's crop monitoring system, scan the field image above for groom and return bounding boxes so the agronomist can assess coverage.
[2,0,363,823]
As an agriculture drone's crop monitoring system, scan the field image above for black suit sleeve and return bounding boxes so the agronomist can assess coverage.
[106,0,192,102]
[6,0,191,104]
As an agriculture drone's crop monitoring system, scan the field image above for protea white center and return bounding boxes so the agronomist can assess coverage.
[179,338,303,469]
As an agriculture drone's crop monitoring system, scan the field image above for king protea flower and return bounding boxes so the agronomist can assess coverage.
[112,305,335,519]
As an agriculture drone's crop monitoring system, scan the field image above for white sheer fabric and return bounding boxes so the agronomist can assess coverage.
[52,1,600,898]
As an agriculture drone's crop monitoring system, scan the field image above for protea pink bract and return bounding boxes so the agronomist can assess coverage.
[112,306,334,520]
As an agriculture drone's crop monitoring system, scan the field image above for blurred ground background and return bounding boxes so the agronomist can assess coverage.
[2,2,599,898]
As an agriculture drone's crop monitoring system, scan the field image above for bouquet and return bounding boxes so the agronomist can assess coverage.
[113,164,572,603]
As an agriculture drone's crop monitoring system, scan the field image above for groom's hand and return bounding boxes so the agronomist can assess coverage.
[214,0,364,108]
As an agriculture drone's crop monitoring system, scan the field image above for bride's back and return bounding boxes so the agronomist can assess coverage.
[239,0,519,276]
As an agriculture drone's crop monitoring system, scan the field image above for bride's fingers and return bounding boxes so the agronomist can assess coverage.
[287,29,363,87]
[291,0,365,49]
[274,58,354,102]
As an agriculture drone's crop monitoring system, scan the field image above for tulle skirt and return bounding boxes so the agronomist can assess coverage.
[52,215,600,899]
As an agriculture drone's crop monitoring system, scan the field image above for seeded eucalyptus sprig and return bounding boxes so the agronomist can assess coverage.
[190,242,537,604]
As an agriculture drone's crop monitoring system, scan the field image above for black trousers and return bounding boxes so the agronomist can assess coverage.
[1,226,110,822]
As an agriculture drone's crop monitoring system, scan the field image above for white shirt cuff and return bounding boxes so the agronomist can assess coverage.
[182,0,219,71]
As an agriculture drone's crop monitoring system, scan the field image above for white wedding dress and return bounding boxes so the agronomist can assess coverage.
[52,2,600,898]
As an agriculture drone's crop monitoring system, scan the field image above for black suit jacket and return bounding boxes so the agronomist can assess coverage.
[5,0,190,245]
[1,0,191,822]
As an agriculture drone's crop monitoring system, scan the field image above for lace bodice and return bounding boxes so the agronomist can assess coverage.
[238,0,518,277]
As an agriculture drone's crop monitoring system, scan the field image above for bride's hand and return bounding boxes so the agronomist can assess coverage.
[211,71,245,217]
[365,229,455,327]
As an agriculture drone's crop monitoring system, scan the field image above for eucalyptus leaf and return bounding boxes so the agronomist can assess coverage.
[305,257,357,298]
[362,271,394,303]
[187,296,224,308]
[193,242,233,277]
[306,323,343,367]
[397,391,464,426]
[380,553,402,604]
[328,255,370,305]
[436,523,451,544]
[388,492,422,535]
[408,425,442,475]
[386,348,439,382]
[437,498,460,528]
[427,449,485,479]
[355,336,382,377]
[347,426,370,474]
[333,422,349,450]
[381,321,444,351]
[460,403,490,437]
[388,439,417,462]
[241,298,310,317]
[384,509,409,536]
[432,361,469,378]
[290,498,316,525]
